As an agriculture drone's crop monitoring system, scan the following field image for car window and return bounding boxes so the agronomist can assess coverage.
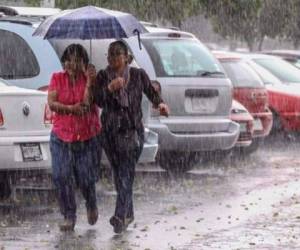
[0,29,40,79]
[0,78,9,87]
[246,61,282,85]
[293,59,300,69]
[221,61,264,88]
[142,38,223,77]
[254,57,300,83]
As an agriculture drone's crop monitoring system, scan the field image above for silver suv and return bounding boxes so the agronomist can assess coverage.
[125,26,239,172]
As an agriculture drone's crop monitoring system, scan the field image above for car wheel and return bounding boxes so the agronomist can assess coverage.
[271,110,283,135]
[157,151,199,173]
[236,138,263,155]
[0,172,12,200]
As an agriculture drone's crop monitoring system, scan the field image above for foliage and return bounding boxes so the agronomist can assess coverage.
[54,0,202,28]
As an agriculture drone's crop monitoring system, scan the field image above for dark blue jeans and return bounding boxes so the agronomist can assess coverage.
[50,132,102,221]
[102,130,143,222]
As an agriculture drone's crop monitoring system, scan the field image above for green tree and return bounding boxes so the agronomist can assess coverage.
[201,0,262,51]
[258,0,293,50]
[55,0,202,28]
[24,0,42,7]
[285,0,300,49]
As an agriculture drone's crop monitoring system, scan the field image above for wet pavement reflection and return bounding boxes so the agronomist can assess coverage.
[1,136,300,249]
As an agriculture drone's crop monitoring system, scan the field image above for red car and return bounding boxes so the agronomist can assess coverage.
[263,50,300,69]
[231,100,254,148]
[241,53,300,133]
[214,52,273,151]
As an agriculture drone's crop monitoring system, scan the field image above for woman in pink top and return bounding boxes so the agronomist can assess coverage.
[48,44,101,231]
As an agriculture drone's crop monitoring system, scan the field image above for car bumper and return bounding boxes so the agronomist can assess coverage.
[280,112,300,131]
[235,132,253,147]
[252,111,273,137]
[0,135,51,171]
[101,129,158,164]
[149,118,240,152]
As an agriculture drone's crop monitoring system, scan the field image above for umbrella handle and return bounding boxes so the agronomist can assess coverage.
[133,29,142,50]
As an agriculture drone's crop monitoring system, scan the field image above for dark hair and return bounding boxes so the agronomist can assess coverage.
[108,40,129,56]
[61,44,89,66]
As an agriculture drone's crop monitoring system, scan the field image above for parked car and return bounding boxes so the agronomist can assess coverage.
[202,100,253,162]
[137,26,240,172]
[0,77,51,199]
[241,53,300,133]
[214,52,273,152]
[0,16,159,165]
[262,50,300,69]
[231,100,254,149]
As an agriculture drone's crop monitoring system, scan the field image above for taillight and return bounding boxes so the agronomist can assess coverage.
[0,109,4,126]
[44,104,53,125]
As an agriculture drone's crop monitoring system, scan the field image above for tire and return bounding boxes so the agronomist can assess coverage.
[0,172,12,200]
[270,110,283,135]
[157,151,199,173]
[235,138,263,156]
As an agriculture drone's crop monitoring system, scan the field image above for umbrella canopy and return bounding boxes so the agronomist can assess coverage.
[33,5,147,40]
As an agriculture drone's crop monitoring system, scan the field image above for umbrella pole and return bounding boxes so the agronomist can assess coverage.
[90,39,92,63]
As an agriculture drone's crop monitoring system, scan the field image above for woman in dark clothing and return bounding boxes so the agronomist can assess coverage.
[84,41,169,233]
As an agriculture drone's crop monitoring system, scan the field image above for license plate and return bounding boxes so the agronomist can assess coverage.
[254,119,263,131]
[20,143,43,162]
[191,97,217,113]
[239,123,247,132]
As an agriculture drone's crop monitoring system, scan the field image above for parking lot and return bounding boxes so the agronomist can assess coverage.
[0,135,299,250]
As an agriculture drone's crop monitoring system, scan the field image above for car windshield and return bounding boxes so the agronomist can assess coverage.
[142,38,224,77]
[222,61,264,88]
[254,57,300,83]
[246,61,282,85]
[0,78,9,87]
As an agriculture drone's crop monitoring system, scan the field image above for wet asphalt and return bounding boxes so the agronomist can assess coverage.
[0,135,300,250]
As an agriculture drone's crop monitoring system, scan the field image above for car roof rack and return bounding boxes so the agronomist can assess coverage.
[0,16,40,26]
[140,21,158,27]
[168,26,180,31]
[0,6,60,17]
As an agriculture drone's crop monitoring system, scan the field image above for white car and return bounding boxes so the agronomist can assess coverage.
[0,78,51,198]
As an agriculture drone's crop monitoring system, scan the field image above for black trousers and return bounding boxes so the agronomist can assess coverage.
[102,130,143,221]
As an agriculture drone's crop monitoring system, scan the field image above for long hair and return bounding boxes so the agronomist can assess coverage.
[108,40,133,64]
[61,43,89,67]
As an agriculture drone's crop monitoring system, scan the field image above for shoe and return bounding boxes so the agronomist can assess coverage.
[59,218,75,232]
[124,217,134,229]
[109,216,124,234]
[87,207,98,225]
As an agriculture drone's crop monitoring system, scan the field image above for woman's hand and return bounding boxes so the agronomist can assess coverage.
[85,64,97,86]
[158,103,170,117]
[68,103,89,116]
[108,77,125,92]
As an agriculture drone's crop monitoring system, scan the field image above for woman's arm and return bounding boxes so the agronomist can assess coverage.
[84,70,124,108]
[140,68,164,107]
[140,69,169,116]
[48,90,87,115]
